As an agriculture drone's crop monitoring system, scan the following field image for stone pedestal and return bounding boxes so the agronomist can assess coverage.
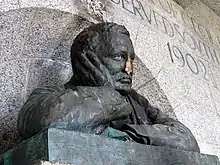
[1,128,219,165]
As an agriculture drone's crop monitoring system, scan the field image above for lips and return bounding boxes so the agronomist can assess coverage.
[119,77,132,84]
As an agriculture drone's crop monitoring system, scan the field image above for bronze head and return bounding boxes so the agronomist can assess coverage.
[68,22,135,95]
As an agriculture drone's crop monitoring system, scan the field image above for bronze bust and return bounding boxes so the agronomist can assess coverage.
[17,22,200,152]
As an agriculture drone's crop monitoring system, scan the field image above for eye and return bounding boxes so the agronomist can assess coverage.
[113,55,123,61]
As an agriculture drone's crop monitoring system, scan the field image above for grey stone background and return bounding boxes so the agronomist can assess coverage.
[0,7,174,154]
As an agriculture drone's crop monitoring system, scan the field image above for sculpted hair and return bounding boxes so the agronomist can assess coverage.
[69,22,130,86]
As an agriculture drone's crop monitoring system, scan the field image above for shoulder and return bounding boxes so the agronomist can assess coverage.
[20,85,67,114]
[30,85,66,95]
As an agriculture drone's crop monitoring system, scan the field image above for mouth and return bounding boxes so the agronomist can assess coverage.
[118,77,132,84]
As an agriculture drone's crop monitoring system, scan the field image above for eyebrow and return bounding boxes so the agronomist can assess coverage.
[112,50,126,56]
[112,50,135,59]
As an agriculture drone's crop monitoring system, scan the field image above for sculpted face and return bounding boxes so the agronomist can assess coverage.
[100,33,135,95]
[69,23,135,95]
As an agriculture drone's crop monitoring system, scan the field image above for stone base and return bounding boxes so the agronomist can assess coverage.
[1,128,219,165]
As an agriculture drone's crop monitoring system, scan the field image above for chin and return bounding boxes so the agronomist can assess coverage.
[115,84,132,96]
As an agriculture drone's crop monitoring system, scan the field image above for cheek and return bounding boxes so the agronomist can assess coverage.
[105,60,125,75]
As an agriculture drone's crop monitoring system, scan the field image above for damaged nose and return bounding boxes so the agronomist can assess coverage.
[125,56,133,75]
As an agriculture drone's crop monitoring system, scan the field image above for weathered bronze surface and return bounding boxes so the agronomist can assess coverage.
[17,22,200,152]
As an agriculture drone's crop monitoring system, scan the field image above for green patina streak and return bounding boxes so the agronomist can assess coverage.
[102,127,130,141]
[3,150,12,165]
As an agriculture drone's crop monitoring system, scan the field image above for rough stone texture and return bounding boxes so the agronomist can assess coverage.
[25,59,72,98]
[22,9,72,60]
[1,128,219,165]
[0,0,20,13]
[174,0,220,20]
[0,60,28,118]
[0,112,22,156]
[199,0,220,17]
[0,8,33,63]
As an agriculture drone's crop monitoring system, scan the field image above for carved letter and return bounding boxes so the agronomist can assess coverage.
[183,32,196,50]
[174,23,184,43]
[111,0,120,4]
[122,0,134,14]
[162,16,174,37]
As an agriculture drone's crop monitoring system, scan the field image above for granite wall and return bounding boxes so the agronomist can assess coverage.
[0,0,220,158]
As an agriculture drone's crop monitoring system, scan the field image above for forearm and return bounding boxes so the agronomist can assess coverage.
[124,123,200,152]
[17,85,132,138]
[55,86,131,131]
[146,104,200,152]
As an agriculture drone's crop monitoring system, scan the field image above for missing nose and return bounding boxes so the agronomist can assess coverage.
[125,56,133,75]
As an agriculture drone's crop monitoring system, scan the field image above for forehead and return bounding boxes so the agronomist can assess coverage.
[110,34,135,57]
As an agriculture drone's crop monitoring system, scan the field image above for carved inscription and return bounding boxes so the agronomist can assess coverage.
[109,0,219,87]
[167,42,208,81]
[109,0,220,67]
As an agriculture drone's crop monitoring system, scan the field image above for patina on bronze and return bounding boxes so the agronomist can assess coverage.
[17,22,200,152]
